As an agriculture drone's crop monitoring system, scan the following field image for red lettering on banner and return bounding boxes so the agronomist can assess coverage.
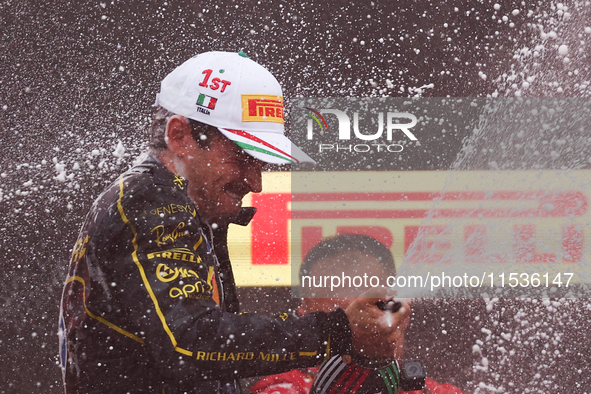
[513,225,556,263]
[251,193,290,265]
[301,227,323,259]
[464,225,486,260]
[249,191,588,266]
[404,225,452,264]
[290,191,587,219]
[464,225,506,264]
[562,224,583,263]
[404,226,418,254]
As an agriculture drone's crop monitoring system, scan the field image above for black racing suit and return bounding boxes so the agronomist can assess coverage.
[59,155,352,393]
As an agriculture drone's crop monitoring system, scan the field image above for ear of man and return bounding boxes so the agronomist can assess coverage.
[165,115,198,157]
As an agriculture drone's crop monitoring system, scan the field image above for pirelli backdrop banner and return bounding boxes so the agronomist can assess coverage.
[228,98,591,298]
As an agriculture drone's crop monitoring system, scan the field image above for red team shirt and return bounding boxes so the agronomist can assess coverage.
[250,367,469,394]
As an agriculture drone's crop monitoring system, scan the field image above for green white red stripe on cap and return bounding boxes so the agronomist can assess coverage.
[220,128,299,164]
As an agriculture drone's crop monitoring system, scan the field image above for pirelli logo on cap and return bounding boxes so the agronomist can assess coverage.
[242,95,284,124]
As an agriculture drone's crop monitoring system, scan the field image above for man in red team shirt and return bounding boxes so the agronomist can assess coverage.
[250,234,470,394]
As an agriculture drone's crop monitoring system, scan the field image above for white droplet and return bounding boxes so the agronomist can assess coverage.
[113,140,125,158]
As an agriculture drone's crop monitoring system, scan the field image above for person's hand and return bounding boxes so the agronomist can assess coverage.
[344,288,411,359]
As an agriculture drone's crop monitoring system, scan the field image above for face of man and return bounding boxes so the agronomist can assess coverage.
[175,128,265,226]
[299,251,388,314]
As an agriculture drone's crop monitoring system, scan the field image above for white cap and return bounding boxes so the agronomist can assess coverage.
[155,51,315,165]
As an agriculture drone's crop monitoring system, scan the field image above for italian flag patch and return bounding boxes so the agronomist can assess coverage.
[196,94,217,110]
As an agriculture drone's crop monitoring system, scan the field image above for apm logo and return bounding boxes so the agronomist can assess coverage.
[303,107,418,153]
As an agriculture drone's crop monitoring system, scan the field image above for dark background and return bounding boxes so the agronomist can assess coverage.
[1,0,590,393]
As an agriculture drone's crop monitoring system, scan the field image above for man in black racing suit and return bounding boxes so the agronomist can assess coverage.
[59,51,410,393]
